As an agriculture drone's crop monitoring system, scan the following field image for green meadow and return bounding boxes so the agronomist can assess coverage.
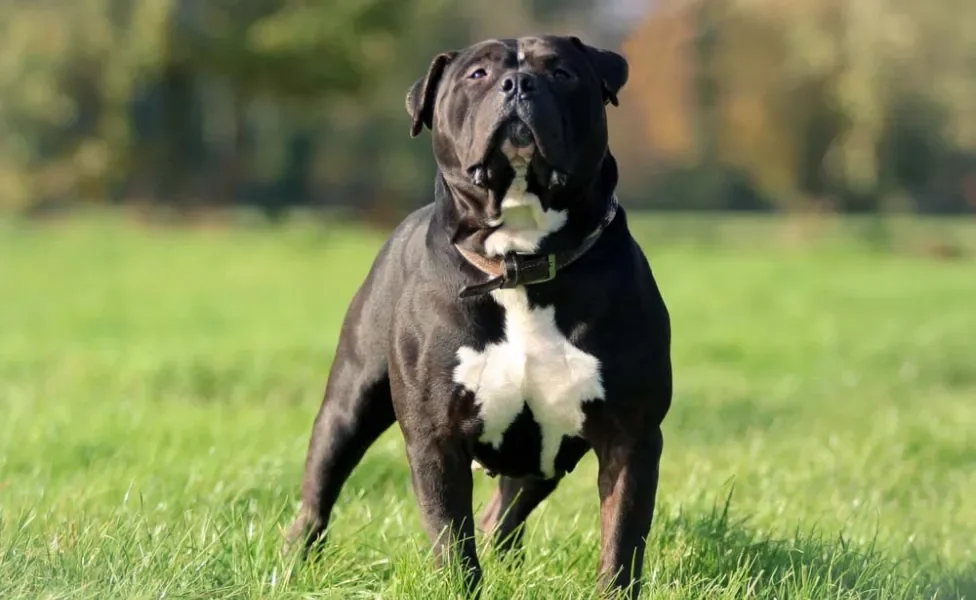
[1,213,974,599]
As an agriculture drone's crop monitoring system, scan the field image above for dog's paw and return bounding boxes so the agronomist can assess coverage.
[281,514,325,559]
[478,490,502,533]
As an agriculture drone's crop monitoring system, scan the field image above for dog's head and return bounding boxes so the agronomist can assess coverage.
[406,35,627,249]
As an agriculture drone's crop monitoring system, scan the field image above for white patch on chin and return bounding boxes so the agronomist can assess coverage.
[483,165,567,257]
[453,288,605,478]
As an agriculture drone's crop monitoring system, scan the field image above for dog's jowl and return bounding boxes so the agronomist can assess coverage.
[288,35,672,599]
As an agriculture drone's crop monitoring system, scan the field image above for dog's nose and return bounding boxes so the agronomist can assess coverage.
[500,72,537,99]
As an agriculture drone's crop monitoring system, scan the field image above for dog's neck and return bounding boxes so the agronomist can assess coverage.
[434,152,619,260]
[430,152,620,299]
[482,153,568,257]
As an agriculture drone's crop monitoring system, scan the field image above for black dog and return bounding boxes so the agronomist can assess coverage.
[288,35,672,598]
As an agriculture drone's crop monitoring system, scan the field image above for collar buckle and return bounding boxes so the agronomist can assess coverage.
[456,195,619,299]
[501,252,558,289]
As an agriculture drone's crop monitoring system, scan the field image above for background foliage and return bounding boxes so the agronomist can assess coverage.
[2,215,974,598]
[1,0,974,217]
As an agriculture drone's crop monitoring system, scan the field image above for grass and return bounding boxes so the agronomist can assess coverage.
[1,211,975,599]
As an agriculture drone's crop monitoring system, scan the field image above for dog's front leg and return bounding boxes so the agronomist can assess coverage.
[405,437,482,594]
[593,426,664,599]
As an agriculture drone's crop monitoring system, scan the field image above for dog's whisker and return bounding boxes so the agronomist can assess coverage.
[548,169,567,189]
[470,165,489,188]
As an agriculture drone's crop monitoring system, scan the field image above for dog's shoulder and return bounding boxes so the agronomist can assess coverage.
[338,203,435,338]
[380,202,436,256]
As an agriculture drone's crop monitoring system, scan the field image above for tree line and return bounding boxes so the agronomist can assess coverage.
[1,0,973,218]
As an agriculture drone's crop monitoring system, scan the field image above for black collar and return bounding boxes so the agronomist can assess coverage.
[454,195,619,298]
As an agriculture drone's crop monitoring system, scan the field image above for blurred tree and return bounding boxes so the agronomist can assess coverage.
[0,0,421,213]
[2,0,973,216]
[623,4,697,161]
[624,0,976,212]
[153,0,414,208]
[175,0,406,99]
[0,0,173,211]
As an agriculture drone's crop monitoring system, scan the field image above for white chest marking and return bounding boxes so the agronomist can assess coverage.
[453,288,605,478]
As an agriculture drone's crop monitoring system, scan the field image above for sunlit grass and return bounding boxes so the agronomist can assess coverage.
[1,213,974,598]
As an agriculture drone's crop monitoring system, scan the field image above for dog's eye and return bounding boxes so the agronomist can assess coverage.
[552,68,572,80]
[468,68,488,80]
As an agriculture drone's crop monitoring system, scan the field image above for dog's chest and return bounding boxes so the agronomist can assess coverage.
[453,288,605,477]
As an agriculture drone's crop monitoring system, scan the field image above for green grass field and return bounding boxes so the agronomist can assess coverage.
[2,213,975,599]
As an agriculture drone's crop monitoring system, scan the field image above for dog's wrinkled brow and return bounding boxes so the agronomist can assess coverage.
[528,54,563,68]
[461,41,516,68]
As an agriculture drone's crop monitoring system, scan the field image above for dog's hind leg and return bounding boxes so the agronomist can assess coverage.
[286,358,395,554]
[592,426,663,599]
[479,476,561,556]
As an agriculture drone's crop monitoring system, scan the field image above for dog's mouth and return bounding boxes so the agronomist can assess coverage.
[466,119,568,209]
[505,120,536,155]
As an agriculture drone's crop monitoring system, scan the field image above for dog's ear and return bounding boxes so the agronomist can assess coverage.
[569,36,629,107]
[406,52,458,137]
